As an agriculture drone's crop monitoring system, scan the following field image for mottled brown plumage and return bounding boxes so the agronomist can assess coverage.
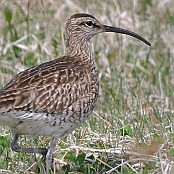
[0,13,150,171]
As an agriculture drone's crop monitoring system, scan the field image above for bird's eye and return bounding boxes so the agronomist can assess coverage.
[86,20,94,27]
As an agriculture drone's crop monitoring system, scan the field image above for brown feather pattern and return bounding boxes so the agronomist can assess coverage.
[0,44,99,136]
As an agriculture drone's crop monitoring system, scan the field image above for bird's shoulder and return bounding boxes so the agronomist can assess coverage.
[1,55,88,91]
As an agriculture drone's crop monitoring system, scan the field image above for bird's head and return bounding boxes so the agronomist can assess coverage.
[65,13,151,46]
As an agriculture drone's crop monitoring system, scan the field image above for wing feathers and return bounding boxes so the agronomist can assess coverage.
[0,56,98,115]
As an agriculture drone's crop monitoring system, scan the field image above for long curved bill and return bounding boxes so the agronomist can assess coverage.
[103,25,151,46]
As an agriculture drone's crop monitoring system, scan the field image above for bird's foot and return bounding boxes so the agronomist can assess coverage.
[11,141,21,152]
[11,141,48,156]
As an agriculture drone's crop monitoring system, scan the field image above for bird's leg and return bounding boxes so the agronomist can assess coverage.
[10,130,48,157]
[46,137,57,173]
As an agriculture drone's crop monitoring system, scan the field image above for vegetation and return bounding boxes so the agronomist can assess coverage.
[0,0,174,173]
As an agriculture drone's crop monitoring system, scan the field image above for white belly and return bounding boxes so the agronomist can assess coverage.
[0,110,88,138]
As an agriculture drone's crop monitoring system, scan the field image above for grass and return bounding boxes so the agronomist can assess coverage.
[0,0,174,173]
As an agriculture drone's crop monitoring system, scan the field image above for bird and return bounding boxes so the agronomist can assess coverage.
[0,13,151,171]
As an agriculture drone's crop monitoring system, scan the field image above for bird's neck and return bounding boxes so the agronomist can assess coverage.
[65,36,95,65]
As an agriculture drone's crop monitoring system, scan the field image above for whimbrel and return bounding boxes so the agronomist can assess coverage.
[0,13,151,170]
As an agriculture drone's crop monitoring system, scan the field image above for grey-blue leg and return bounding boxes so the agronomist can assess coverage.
[10,130,48,157]
[46,137,57,173]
